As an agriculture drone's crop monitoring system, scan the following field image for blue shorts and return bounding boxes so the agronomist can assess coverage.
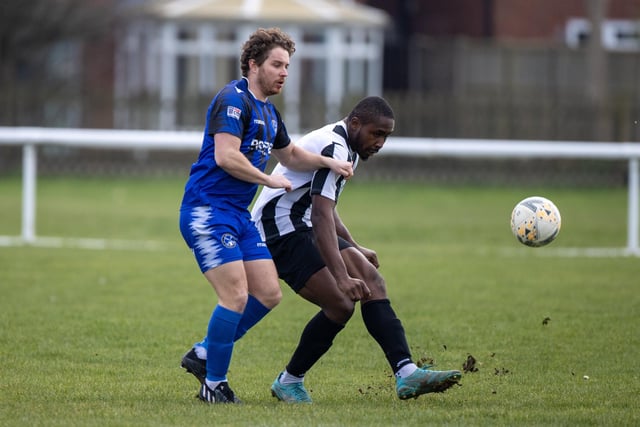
[179,205,272,273]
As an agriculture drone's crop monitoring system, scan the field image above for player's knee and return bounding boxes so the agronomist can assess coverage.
[365,271,387,294]
[248,278,282,308]
[260,286,282,309]
[220,292,249,313]
[325,298,355,324]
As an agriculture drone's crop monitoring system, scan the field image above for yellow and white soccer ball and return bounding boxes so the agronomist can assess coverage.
[510,196,561,247]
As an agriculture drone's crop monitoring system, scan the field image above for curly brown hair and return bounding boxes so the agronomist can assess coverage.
[240,28,296,77]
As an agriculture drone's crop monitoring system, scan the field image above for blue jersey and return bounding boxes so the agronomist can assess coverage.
[181,78,291,211]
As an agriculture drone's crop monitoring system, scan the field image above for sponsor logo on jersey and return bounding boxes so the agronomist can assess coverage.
[253,119,265,126]
[250,139,273,157]
[226,106,241,120]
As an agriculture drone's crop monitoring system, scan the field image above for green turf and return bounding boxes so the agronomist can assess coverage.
[0,177,638,426]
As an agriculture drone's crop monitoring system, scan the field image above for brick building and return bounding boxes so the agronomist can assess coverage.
[363,0,640,39]
[363,0,640,93]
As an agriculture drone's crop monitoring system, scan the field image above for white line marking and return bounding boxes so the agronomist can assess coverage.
[499,246,640,258]
[0,236,173,251]
[1,235,638,257]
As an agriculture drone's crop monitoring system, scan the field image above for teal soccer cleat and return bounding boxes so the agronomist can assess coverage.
[270,372,312,403]
[396,367,462,400]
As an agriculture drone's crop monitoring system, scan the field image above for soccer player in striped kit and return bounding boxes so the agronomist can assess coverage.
[251,96,462,402]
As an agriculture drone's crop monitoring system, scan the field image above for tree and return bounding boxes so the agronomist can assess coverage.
[0,0,127,126]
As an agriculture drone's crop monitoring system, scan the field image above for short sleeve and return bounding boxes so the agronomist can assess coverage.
[309,142,350,202]
[272,108,290,149]
[206,89,246,139]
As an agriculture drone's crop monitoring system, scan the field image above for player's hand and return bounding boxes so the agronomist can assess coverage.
[337,276,371,301]
[266,174,293,192]
[329,159,354,179]
[358,246,379,268]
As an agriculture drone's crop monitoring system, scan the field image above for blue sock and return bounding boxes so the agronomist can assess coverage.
[235,295,271,340]
[195,295,271,356]
[205,305,242,382]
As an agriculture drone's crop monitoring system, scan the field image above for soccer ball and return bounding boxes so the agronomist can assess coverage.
[510,196,561,247]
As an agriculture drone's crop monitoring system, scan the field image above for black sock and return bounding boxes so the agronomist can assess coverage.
[286,311,344,377]
[361,299,413,374]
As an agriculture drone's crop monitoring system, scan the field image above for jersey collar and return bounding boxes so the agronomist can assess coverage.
[240,77,268,104]
[335,121,357,164]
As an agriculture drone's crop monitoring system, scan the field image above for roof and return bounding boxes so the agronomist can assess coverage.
[145,0,389,27]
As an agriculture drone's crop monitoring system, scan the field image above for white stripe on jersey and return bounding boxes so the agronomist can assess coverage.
[251,120,358,241]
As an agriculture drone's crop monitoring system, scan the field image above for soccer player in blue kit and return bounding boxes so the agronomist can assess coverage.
[178,27,353,404]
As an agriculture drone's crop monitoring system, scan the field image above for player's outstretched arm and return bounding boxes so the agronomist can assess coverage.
[274,144,353,178]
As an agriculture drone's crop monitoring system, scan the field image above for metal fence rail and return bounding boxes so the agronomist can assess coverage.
[1,126,639,255]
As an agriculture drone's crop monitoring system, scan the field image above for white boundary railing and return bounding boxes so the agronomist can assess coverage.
[1,126,639,255]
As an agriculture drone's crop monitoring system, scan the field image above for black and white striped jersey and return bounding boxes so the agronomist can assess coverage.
[251,120,358,242]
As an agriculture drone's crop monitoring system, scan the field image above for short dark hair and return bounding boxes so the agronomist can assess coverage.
[240,28,296,77]
[347,96,394,125]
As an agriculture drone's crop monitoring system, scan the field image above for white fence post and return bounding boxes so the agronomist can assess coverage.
[21,144,37,243]
[628,158,639,255]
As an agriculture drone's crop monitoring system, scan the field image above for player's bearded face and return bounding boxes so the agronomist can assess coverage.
[256,47,290,97]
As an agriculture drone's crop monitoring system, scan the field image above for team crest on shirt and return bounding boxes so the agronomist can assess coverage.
[226,106,241,120]
[220,233,237,248]
[271,120,278,133]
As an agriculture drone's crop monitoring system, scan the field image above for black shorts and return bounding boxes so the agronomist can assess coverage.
[267,230,353,293]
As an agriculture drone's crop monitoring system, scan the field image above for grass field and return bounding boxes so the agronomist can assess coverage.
[0,176,638,426]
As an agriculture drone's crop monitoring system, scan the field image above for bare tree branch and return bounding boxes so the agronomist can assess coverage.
[0,0,132,126]
[0,0,123,62]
